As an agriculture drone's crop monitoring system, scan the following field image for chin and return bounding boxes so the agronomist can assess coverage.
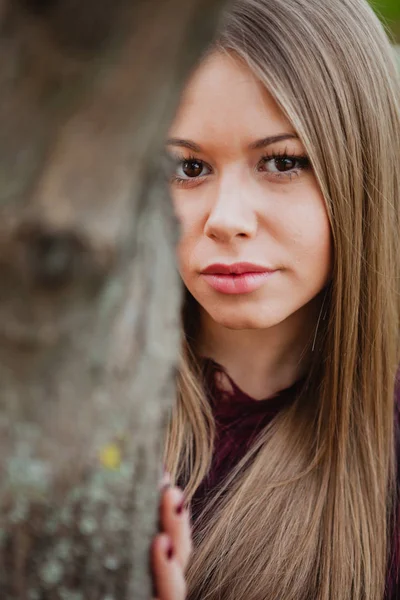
[206,305,285,330]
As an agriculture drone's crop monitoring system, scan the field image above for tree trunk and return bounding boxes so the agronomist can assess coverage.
[0,1,227,598]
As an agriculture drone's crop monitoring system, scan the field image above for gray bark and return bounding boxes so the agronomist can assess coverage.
[0,1,227,598]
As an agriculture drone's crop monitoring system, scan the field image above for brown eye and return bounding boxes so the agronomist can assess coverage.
[274,157,296,172]
[182,160,204,178]
[258,153,310,177]
[173,158,212,182]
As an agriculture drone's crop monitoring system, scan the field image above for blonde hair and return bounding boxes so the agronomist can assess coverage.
[164,1,400,598]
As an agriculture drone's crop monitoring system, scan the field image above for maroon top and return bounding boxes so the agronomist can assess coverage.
[189,358,400,600]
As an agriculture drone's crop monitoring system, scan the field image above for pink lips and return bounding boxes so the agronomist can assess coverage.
[201,262,276,294]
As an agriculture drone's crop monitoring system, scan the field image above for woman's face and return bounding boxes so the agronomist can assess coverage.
[167,51,332,330]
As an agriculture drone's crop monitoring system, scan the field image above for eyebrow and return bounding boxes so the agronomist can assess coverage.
[249,133,299,149]
[166,138,203,152]
[166,133,299,152]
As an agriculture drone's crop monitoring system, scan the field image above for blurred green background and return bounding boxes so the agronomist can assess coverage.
[370,0,400,43]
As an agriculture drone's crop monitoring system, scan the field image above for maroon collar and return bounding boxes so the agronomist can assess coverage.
[201,357,304,419]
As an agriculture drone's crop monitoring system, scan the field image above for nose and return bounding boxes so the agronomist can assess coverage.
[204,176,258,243]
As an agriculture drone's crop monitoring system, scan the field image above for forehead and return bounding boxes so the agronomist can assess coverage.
[169,51,295,149]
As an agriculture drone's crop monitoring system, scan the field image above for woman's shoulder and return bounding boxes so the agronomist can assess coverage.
[395,370,400,439]
[389,371,400,591]
[394,369,400,470]
[394,369,400,437]
[384,373,400,599]
[395,370,400,409]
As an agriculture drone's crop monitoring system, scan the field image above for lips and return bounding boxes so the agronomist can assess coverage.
[200,262,277,295]
[201,262,273,275]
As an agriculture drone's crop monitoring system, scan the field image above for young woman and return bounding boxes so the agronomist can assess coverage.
[151,0,400,598]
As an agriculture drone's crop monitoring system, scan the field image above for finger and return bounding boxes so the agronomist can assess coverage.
[152,533,187,600]
[160,486,193,571]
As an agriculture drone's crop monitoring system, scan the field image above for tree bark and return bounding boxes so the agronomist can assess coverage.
[0,1,227,598]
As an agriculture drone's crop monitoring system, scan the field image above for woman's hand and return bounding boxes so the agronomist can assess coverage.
[151,474,193,600]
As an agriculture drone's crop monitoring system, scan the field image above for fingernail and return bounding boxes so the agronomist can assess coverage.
[166,541,174,561]
[175,499,185,515]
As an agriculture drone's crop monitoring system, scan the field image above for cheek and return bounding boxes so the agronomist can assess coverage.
[175,225,196,279]
[172,194,205,270]
[284,195,332,284]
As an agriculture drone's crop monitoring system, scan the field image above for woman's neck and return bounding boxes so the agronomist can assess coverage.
[196,297,320,400]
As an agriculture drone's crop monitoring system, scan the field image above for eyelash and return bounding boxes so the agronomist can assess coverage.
[259,150,310,179]
[169,150,311,187]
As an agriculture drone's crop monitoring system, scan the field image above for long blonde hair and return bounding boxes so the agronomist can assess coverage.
[164,1,400,598]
